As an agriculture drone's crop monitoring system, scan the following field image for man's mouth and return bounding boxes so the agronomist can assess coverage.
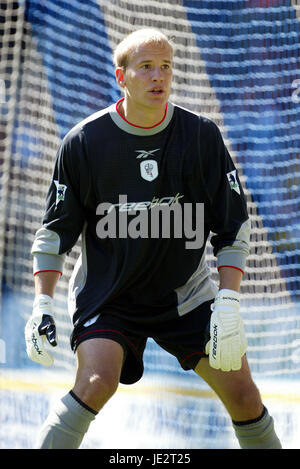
[149,88,164,95]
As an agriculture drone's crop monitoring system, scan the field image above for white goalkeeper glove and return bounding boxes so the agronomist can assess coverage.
[205,289,247,372]
[25,294,57,366]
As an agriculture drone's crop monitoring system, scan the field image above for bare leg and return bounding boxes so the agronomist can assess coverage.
[195,355,263,421]
[36,337,124,448]
[72,338,125,411]
[195,355,281,448]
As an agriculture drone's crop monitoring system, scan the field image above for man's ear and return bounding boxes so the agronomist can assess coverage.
[116,67,125,87]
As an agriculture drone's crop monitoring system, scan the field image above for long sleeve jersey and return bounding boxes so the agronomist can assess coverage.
[32,100,250,328]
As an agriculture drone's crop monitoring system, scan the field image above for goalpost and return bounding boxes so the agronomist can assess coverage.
[0,0,299,448]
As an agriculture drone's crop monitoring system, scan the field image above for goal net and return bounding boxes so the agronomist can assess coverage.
[0,0,299,385]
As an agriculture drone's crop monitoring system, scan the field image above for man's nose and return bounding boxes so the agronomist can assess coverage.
[152,67,164,81]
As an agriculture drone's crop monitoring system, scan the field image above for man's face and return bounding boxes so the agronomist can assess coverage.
[117,42,173,112]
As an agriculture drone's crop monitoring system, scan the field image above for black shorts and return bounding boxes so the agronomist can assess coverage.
[71,300,213,385]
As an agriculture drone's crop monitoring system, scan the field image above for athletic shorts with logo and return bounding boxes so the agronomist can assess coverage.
[71,300,213,385]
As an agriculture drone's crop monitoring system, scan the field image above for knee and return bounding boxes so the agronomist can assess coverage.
[89,371,119,400]
[73,370,119,412]
[231,379,263,415]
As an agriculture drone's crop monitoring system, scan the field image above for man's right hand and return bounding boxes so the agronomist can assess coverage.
[25,294,57,366]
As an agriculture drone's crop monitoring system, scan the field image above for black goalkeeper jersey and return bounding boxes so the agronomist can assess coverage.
[32,99,250,328]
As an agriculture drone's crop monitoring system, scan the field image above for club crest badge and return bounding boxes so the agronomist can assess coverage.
[140,160,158,181]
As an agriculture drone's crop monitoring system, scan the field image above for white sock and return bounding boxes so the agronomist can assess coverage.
[232,407,282,449]
[35,391,97,449]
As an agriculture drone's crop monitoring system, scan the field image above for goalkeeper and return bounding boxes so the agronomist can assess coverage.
[25,28,281,449]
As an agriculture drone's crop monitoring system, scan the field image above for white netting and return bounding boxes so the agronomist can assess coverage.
[0,0,299,378]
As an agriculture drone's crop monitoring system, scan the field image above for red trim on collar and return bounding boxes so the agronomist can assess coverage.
[116,97,167,129]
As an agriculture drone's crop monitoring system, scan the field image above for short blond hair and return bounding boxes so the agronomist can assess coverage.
[113,28,173,69]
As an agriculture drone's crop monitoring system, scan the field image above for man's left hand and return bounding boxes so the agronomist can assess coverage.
[205,289,247,371]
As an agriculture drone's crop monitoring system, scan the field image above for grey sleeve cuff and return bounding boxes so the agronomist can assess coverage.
[31,227,65,274]
[33,252,65,275]
[216,219,251,273]
[217,249,248,273]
